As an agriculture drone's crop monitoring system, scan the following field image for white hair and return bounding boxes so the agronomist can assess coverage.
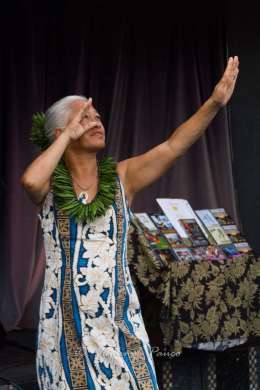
[44,95,87,142]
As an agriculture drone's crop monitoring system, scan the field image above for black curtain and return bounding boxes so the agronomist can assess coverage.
[0,2,237,330]
[227,3,260,255]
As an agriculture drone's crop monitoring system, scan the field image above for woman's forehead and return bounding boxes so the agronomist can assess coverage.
[71,99,98,115]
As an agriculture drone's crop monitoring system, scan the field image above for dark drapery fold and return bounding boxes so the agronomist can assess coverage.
[0,4,237,330]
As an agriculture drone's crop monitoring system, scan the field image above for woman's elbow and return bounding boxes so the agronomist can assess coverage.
[20,173,37,191]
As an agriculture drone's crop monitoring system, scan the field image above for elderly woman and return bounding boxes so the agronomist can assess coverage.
[21,57,239,389]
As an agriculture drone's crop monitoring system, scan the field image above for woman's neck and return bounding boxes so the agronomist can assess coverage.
[64,150,98,181]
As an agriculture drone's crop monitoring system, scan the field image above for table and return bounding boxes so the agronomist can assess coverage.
[127,218,260,354]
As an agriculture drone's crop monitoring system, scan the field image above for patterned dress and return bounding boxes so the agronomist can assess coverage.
[36,177,159,389]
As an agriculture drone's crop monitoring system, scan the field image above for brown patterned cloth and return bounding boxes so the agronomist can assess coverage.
[127,218,260,353]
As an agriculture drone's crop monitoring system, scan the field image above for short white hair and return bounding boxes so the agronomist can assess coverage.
[44,95,87,142]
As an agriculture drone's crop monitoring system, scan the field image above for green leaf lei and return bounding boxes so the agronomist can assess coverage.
[30,112,117,223]
[53,157,117,223]
[30,112,50,151]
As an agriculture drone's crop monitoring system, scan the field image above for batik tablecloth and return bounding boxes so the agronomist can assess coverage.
[127,218,260,353]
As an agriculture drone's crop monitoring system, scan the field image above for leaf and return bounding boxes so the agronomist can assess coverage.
[52,157,117,223]
[30,112,50,150]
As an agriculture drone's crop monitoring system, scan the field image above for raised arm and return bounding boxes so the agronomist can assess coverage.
[21,99,97,206]
[118,56,239,203]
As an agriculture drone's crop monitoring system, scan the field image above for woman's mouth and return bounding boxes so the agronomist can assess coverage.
[91,131,104,137]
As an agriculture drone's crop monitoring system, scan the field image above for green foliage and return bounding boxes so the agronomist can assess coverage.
[30,112,50,150]
[53,157,117,223]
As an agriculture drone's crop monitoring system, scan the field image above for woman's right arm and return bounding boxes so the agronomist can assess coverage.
[21,99,96,206]
[20,131,72,206]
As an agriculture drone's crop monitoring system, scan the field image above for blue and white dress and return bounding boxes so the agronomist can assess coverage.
[36,177,159,389]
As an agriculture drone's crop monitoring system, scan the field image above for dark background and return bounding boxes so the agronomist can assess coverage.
[227,3,260,255]
[0,2,259,389]
[0,0,259,329]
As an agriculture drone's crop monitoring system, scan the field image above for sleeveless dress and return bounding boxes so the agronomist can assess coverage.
[36,177,159,389]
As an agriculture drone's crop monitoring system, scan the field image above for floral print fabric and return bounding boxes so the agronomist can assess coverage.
[36,179,158,389]
[127,218,260,354]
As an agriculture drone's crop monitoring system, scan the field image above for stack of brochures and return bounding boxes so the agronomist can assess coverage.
[134,199,253,262]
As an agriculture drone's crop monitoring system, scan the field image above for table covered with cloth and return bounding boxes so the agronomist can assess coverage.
[127,218,260,354]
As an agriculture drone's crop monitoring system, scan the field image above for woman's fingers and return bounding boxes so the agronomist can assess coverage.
[81,98,93,117]
[70,98,93,126]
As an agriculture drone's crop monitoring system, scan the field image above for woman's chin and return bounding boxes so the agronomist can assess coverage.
[83,140,106,152]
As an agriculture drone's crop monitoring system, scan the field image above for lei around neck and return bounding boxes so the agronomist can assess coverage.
[52,157,117,223]
[30,112,117,223]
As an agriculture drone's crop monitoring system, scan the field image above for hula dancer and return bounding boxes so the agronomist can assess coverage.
[21,56,239,389]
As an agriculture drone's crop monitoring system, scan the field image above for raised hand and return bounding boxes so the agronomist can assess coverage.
[64,98,99,141]
[211,56,239,107]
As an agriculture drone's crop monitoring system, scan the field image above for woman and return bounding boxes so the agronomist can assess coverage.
[21,56,239,389]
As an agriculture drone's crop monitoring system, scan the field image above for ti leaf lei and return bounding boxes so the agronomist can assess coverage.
[53,157,117,223]
[30,112,117,223]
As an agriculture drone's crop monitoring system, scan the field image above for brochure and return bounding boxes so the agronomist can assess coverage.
[134,213,157,231]
[156,198,210,241]
[196,209,231,245]
[210,208,235,226]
